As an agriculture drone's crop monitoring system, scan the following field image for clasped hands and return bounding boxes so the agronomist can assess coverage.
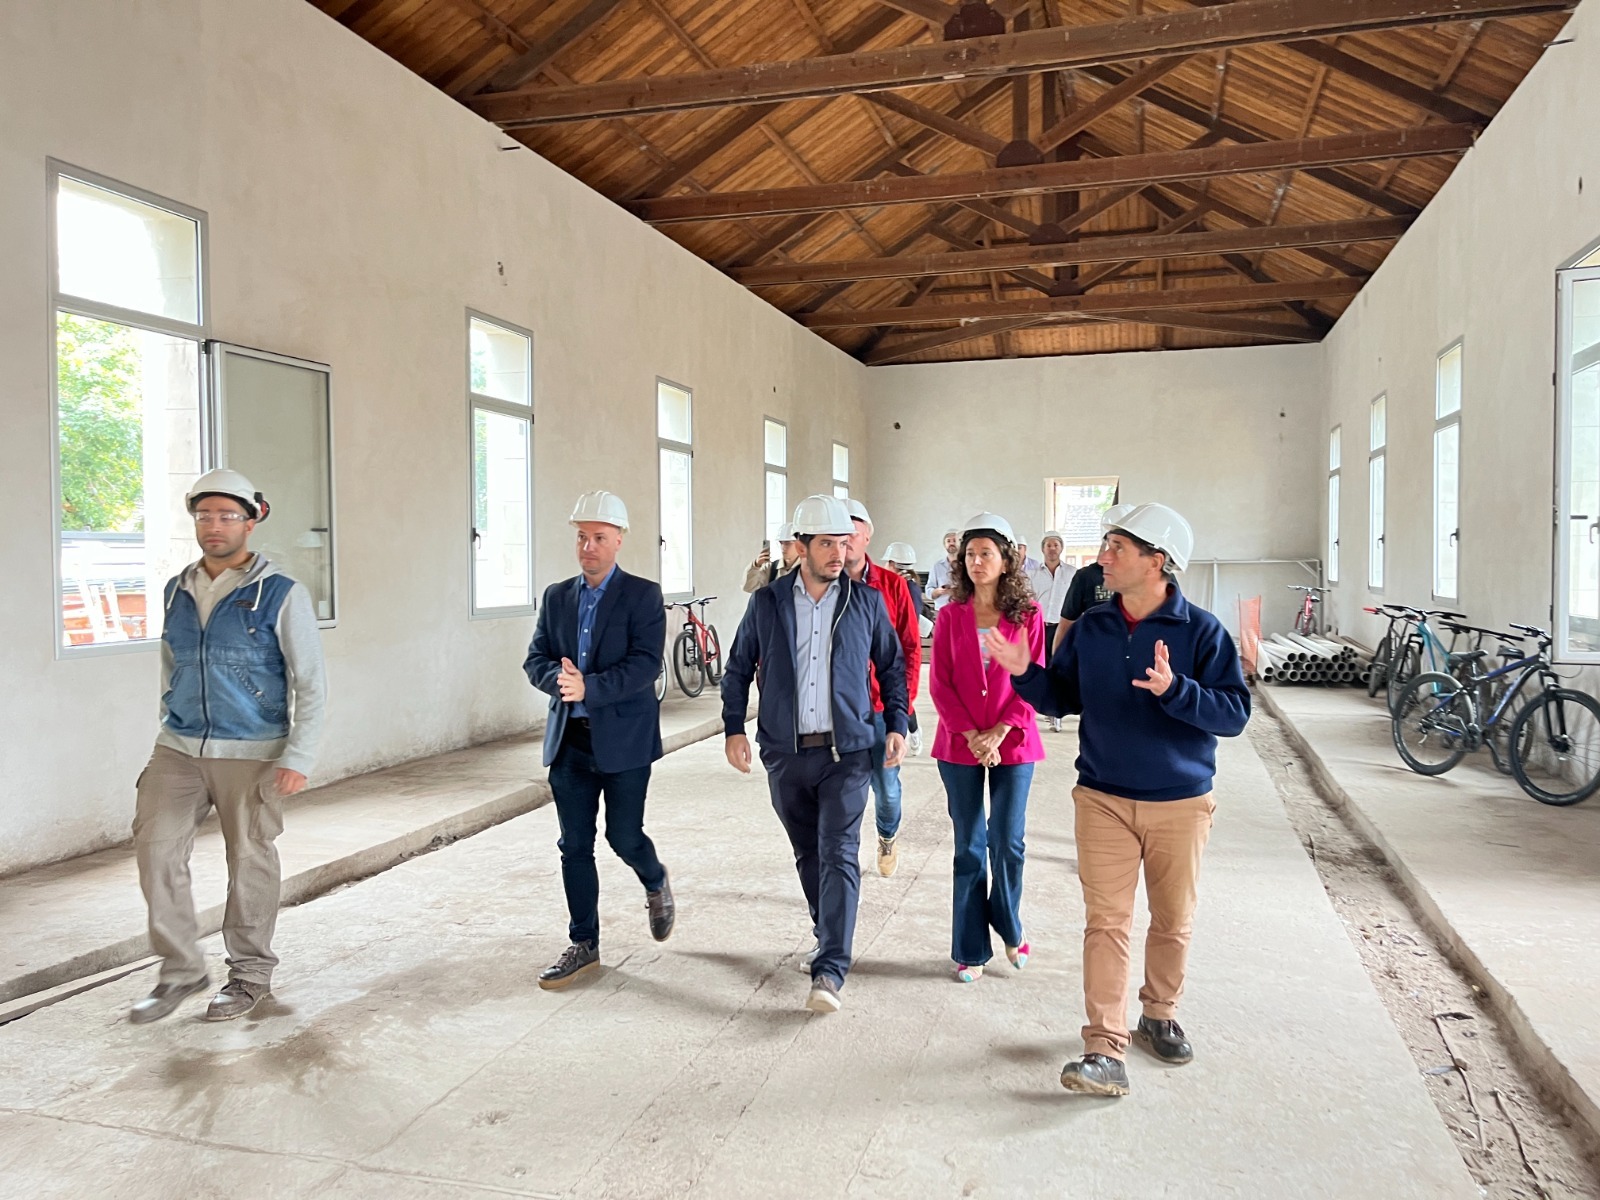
[558,657,586,702]
[964,724,1011,767]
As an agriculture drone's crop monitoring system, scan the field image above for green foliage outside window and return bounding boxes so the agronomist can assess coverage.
[57,314,143,533]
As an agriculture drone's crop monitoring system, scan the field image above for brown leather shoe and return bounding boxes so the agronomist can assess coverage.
[539,941,599,990]
[647,869,675,942]
[129,975,211,1025]
[203,979,269,1022]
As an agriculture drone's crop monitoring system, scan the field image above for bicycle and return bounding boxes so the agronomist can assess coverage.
[1390,622,1600,806]
[667,595,722,698]
[1384,605,1467,718]
[1362,603,1414,699]
[655,653,668,701]
[1287,585,1327,636]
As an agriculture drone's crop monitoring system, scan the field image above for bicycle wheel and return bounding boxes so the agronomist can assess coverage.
[672,627,705,698]
[1391,672,1476,776]
[1385,641,1421,718]
[1509,688,1600,806]
[703,624,723,684]
[655,654,668,702]
[1367,632,1393,699]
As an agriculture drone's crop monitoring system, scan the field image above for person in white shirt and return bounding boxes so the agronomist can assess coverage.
[926,529,961,610]
[1017,540,1043,577]
[1028,532,1076,732]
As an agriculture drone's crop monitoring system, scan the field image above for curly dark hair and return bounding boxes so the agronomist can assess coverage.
[950,529,1038,627]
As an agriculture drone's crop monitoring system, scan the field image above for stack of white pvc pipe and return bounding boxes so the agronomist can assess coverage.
[1257,633,1361,685]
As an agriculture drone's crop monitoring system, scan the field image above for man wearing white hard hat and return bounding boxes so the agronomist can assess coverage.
[841,499,921,878]
[129,469,327,1025]
[524,491,674,990]
[1029,532,1076,732]
[721,495,908,1014]
[743,524,802,594]
[988,502,1249,1097]
[927,528,962,611]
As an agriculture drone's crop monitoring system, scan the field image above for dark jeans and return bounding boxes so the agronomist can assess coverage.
[764,746,871,987]
[1044,623,1058,656]
[938,761,1034,966]
[548,722,665,946]
[867,710,903,839]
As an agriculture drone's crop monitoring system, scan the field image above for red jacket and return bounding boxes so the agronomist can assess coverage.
[862,557,921,713]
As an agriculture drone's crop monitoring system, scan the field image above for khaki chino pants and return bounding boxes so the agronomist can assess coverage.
[133,745,285,988]
[1072,785,1215,1060]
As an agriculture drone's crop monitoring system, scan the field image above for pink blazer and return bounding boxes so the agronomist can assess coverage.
[929,599,1046,766]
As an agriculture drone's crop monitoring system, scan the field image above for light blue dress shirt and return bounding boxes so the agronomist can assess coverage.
[573,564,617,718]
[792,572,840,734]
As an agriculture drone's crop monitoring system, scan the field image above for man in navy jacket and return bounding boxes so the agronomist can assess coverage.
[989,503,1249,1097]
[721,495,908,1014]
[525,491,673,990]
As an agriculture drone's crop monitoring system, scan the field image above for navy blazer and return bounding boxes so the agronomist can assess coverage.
[523,567,666,773]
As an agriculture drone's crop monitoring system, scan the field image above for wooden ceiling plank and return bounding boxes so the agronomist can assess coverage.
[1037,56,1188,153]
[869,0,954,29]
[438,0,555,96]
[466,0,1573,125]
[864,92,1008,155]
[1435,20,1486,90]
[866,316,1059,365]
[480,0,631,94]
[805,275,1363,328]
[633,123,1475,224]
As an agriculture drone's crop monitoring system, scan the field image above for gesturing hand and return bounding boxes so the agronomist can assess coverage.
[1131,639,1174,697]
[982,628,1031,676]
[558,657,586,702]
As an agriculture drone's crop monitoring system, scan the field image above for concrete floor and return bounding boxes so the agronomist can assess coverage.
[0,702,1476,1199]
[1261,684,1600,1151]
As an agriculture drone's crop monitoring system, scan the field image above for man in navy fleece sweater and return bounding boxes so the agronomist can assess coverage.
[987,503,1249,1098]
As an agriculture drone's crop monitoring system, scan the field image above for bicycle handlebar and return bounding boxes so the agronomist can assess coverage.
[1509,621,1550,639]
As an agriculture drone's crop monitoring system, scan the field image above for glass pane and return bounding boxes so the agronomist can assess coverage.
[1327,474,1340,583]
[764,419,786,467]
[57,176,200,325]
[765,469,787,539]
[1328,427,1340,471]
[1568,353,1600,647]
[1434,424,1459,598]
[832,442,849,483]
[469,318,530,406]
[57,313,201,647]
[833,485,849,500]
[660,447,693,595]
[473,408,532,610]
[1370,395,1386,450]
[1368,454,1385,589]
[1580,245,1600,269]
[1437,344,1462,418]
[1574,278,1600,368]
[658,382,692,444]
[220,351,337,620]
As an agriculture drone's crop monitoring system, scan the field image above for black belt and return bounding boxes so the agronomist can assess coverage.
[797,732,833,749]
[569,716,590,727]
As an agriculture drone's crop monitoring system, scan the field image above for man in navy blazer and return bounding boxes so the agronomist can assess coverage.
[524,490,674,989]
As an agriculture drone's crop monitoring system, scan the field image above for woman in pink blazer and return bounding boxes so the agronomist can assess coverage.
[929,512,1046,982]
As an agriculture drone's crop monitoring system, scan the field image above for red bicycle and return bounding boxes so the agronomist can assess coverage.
[666,596,722,697]
[1288,584,1327,637]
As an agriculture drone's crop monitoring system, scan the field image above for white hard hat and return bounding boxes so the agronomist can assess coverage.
[770,522,798,544]
[844,498,872,527]
[792,494,854,536]
[1103,502,1193,573]
[1041,530,1064,545]
[569,490,629,531]
[186,469,268,521]
[961,512,1017,546]
[884,542,916,564]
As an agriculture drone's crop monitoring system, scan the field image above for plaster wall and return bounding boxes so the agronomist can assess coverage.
[0,0,868,873]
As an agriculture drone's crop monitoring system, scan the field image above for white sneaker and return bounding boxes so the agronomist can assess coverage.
[908,729,923,756]
[1049,717,1062,733]
[797,940,819,973]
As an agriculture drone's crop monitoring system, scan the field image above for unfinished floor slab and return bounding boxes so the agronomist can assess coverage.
[1260,684,1600,1149]
[0,711,1474,1199]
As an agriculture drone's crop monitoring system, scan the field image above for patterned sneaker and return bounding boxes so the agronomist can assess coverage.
[1006,940,1030,970]
[955,963,984,983]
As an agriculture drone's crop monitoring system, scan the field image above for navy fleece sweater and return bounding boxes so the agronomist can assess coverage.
[1010,584,1250,801]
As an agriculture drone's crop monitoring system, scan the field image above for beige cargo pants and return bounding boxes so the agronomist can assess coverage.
[133,745,285,988]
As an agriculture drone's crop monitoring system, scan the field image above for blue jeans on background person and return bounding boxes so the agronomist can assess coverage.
[868,710,902,839]
[549,727,665,947]
[938,761,1034,966]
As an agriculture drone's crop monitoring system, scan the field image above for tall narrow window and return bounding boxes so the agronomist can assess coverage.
[832,442,849,500]
[1369,395,1387,590]
[1327,428,1341,584]
[1556,251,1600,659]
[468,314,533,616]
[659,380,694,599]
[1434,343,1463,600]
[764,418,788,541]
[50,164,205,651]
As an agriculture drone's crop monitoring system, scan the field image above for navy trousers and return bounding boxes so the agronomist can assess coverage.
[548,723,665,946]
[764,746,871,987]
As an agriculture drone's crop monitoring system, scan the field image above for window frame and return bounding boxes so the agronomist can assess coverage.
[47,160,209,659]
[832,440,849,500]
[763,416,788,542]
[208,341,339,627]
[1327,426,1341,585]
[657,377,695,602]
[1368,394,1387,592]
[1554,263,1600,662]
[466,310,536,619]
[1433,340,1463,601]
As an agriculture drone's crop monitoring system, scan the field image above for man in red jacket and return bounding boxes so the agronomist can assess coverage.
[843,500,921,876]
